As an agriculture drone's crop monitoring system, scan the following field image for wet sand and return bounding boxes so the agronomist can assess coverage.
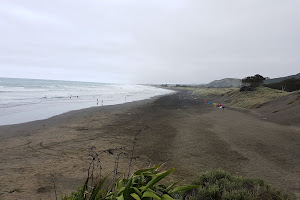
[0,91,299,199]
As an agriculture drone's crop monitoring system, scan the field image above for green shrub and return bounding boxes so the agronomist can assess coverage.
[265,78,300,92]
[62,164,200,200]
[184,170,293,200]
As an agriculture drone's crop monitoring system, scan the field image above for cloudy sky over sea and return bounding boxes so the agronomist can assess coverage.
[0,0,299,84]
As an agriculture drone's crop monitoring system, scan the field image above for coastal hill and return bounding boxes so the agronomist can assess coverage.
[205,78,242,88]
[264,73,300,84]
[203,73,300,88]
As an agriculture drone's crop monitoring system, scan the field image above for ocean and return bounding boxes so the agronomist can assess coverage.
[0,77,172,125]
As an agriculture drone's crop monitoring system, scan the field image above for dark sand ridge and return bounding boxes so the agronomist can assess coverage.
[0,91,299,199]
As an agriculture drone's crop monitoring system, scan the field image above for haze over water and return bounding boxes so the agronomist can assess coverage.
[0,77,172,125]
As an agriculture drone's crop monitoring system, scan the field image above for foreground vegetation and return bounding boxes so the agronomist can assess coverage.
[184,170,293,200]
[62,165,200,200]
[63,168,293,200]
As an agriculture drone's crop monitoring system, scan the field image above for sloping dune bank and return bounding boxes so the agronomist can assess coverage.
[0,91,299,199]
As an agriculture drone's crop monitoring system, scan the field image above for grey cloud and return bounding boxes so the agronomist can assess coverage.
[0,0,299,84]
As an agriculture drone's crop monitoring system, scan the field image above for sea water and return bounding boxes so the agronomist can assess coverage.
[0,77,172,125]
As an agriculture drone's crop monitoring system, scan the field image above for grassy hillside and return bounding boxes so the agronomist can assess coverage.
[225,87,289,109]
[265,78,300,92]
[174,86,290,110]
[175,87,239,96]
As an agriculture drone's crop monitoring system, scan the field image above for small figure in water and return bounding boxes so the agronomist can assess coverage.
[101,100,103,106]
[125,96,127,102]
[97,99,99,105]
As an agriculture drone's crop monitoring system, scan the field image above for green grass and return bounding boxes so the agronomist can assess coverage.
[173,86,289,109]
[226,87,289,109]
[184,170,294,200]
[173,87,239,96]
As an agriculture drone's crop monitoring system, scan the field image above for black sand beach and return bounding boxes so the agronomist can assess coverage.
[0,91,299,199]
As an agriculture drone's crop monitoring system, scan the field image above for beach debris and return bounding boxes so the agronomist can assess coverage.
[8,189,20,194]
[205,100,226,110]
[107,149,114,155]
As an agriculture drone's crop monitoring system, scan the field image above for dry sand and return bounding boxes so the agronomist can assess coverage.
[0,91,299,199]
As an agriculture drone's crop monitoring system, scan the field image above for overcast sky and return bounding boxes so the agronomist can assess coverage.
[0,0,299,84]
